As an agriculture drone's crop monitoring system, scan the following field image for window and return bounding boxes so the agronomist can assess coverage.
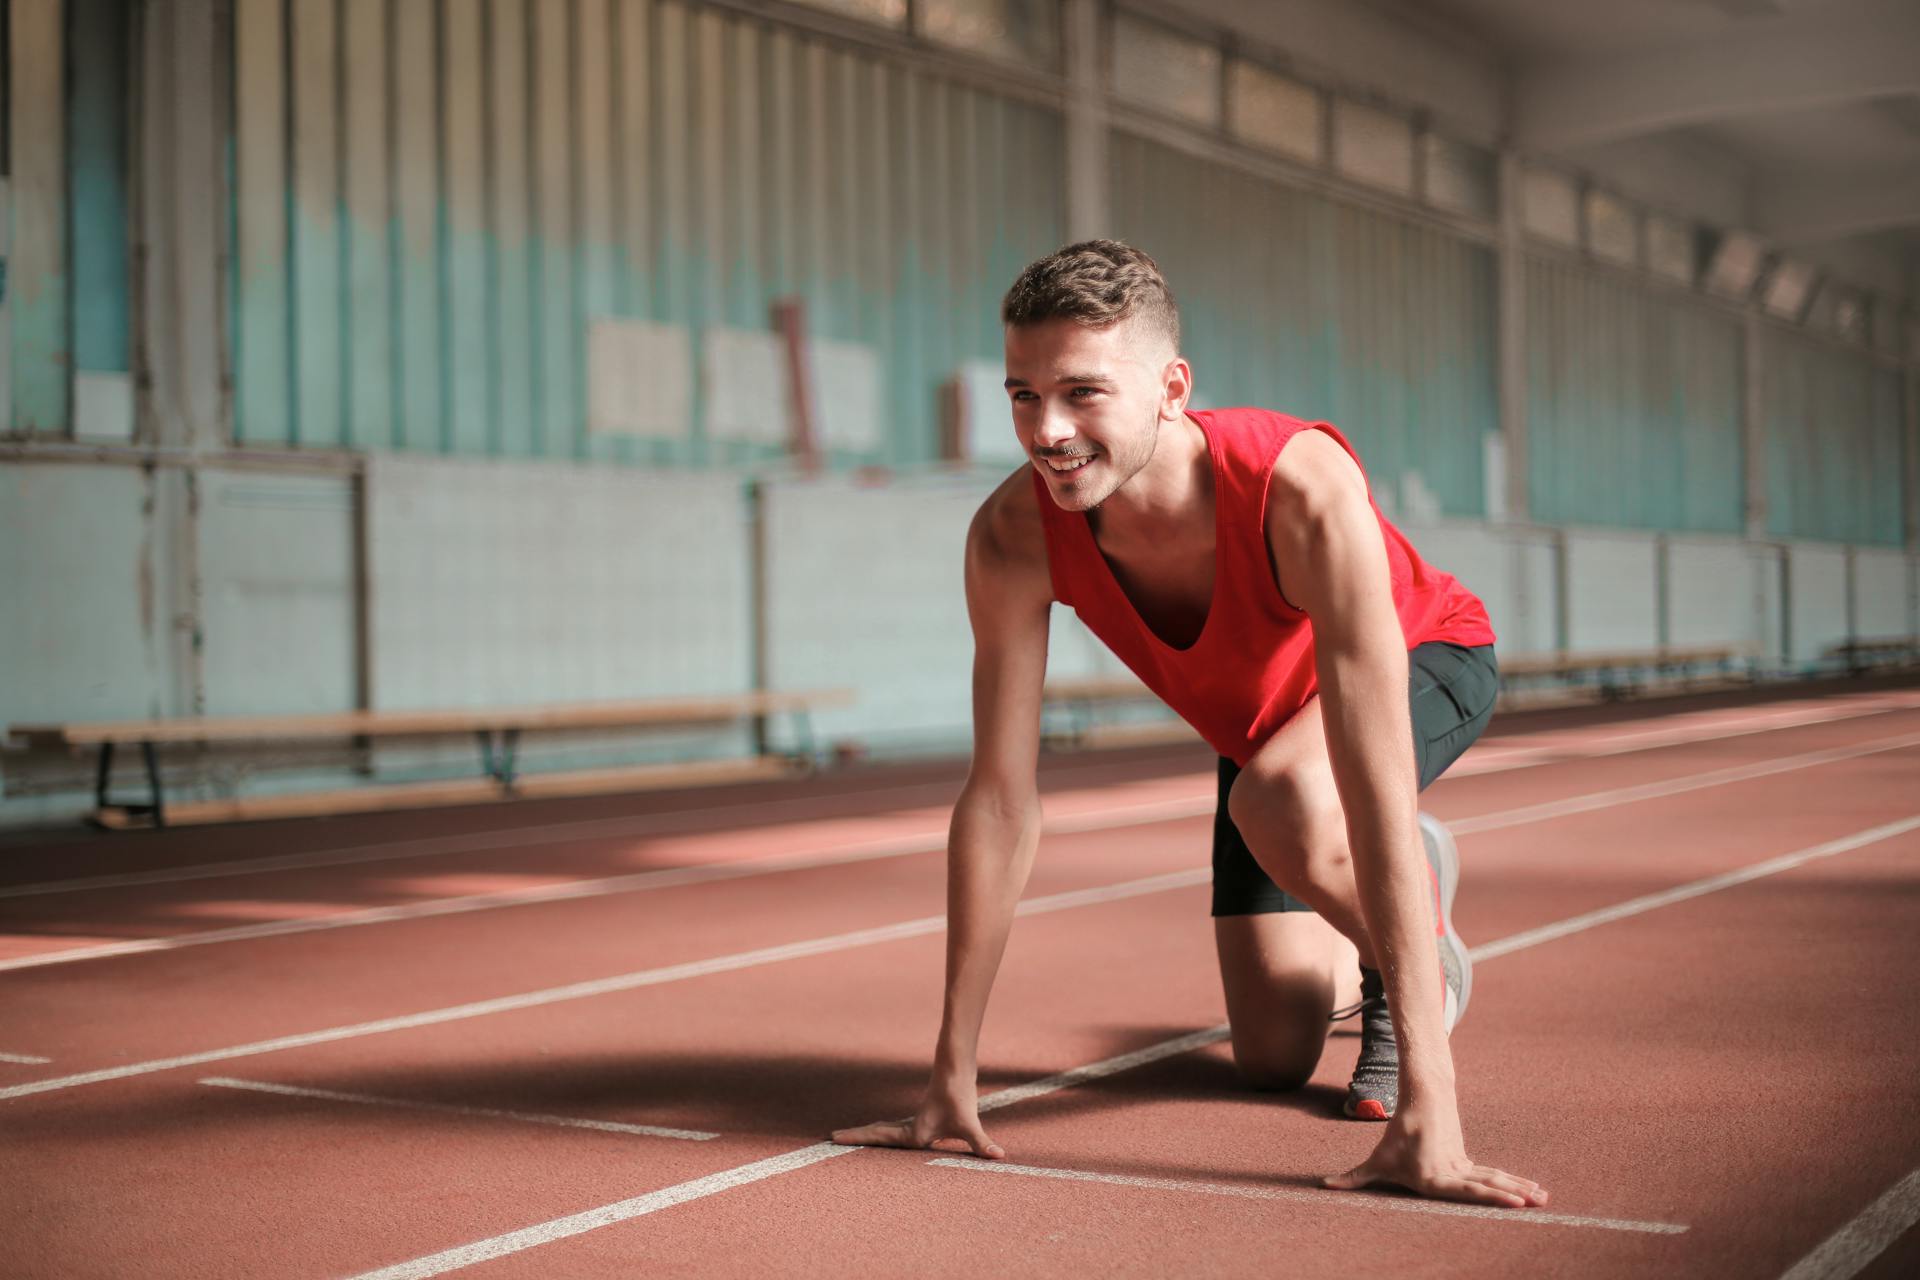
[1422,134,1494,218]
[1112,11,1221,128]
[1760,259,1817,321]
[1702,230,1764,301]
[789,0,907,29]
[1332,99,1412,195]
[1584,189,1638,267]
[1521,167,1579,245]
[1645,214,1696,286]
[1226,60,1320,163]
[919,0,1059,68]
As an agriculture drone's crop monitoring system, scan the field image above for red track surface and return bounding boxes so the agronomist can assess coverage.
[4,682,1919,1279]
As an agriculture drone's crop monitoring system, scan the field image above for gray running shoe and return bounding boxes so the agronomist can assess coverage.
[1334,813,1473,1120]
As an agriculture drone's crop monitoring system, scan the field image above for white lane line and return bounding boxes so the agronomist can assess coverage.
[926,1158,1688,1235]
[14,692,1914,904]
[15,725,1920,978]
[1470,814,1920,961]
[1779,1167,1920,1280]
[1452,730,1920,835]
[0,868,1210,1102]
[0,1051,52,1064]
[317,810,1920,1278]
[348,1141,862,1280]
[977,1026,1231,1114]
[198,1076,718,1141]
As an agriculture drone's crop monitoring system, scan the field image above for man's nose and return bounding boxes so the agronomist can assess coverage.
[1032,405,1076,450]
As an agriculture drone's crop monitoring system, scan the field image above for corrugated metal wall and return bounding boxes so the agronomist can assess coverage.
[1109,130,1499,518]
[228,0,1065,465]
[1524,255,1744,533]
[1762,330,1906,545]
[5,0,135,436]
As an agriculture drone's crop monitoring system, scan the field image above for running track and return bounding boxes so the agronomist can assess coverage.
[3,680,1918,1278]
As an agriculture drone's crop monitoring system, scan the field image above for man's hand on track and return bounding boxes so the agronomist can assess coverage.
[1323,1109,1547,1208]
[830,1082,1006,1159]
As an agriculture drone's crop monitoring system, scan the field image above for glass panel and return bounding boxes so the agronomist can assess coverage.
[790,0,908,27]
[1112,12,1221,127]
[1332,99,1412,194]
[1645,214,1696,286]
[1521,167,1578,245]
[919,0,1059,68]
[1585,189,1638,266]
[1703,230,1764,300]
[1227,60,1320,162]
[1761,259,1816,320]
[1422,134,1494,218]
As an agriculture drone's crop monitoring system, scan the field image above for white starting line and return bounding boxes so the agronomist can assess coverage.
[0,1050,52,1065]
[197,1076,719,1142]
[926,1158,1687,1235]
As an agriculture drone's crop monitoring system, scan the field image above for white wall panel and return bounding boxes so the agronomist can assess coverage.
[198,472,357,716]
[1784,541,1849,666]
[0,465,166,726]
[764,472,998,749]
[1665,536,1759,651]
[1565,530,1659,652]
[1853,548,1914,639]
[367,454,751,709]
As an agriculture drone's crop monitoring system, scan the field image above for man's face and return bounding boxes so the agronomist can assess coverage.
[1003,316,1184,513]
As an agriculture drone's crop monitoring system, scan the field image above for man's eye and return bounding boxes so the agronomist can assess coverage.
[1071,387,1098,398]
[1011,391,1035,402]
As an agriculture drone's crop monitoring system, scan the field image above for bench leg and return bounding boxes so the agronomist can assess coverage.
[91,741,167,828]
[477,730,522,793]
[789,709,817,769]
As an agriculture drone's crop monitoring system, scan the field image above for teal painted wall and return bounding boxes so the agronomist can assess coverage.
[1109,130,1498,518]
[1763,331,1906,546]
[1524,256,1744,533]
[226,0,1066,467]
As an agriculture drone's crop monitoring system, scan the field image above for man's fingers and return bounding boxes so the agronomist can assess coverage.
[966,1127,1006,1160]
[829,1120,914,1148]
[1472,1166,1548,1205]
[1321,1164,1373,1192]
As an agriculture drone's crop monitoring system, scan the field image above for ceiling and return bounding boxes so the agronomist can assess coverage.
[1379,0,1920,278]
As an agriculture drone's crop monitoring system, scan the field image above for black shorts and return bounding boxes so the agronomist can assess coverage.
[1211,642,1499,917]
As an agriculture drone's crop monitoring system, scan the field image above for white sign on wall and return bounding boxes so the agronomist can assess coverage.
[704,326,787,445]
[587,318,693,439]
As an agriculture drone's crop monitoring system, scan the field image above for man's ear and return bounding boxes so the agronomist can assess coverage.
[1160,356,1193,421]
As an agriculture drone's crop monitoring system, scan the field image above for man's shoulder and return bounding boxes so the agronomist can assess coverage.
[969,466,1050,574]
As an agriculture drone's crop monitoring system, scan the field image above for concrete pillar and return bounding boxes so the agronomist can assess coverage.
[1062,0,1109,242]
[1495,150,1528,524]
[138,0,228,450]
[1742,310,1768,542]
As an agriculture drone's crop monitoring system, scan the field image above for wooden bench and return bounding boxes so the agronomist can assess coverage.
[1497,646,1754,702]
[1042,676,1200,751]
[1822,636,1920,675]
[5,690,854,829]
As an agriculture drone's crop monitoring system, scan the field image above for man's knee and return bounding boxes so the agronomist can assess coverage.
[1232,1030,1323,1093]
[1225,764,1345,890]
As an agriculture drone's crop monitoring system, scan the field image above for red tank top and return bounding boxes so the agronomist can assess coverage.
[1031,407,1496,766]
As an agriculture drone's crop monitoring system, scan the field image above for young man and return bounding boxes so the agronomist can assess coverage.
[833,241,1544,1208]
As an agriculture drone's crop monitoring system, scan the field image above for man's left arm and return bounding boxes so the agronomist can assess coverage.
[1269,430,1545,1209]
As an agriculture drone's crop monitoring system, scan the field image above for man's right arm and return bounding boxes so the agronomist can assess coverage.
[830,473,1054,1158]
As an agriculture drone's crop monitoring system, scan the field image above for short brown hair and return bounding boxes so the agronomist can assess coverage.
[1000,239,1181,353]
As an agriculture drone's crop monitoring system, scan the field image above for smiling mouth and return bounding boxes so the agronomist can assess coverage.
[1041,453,1096,474]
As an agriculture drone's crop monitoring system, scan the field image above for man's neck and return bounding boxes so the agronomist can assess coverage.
[1088,413,1212,554]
